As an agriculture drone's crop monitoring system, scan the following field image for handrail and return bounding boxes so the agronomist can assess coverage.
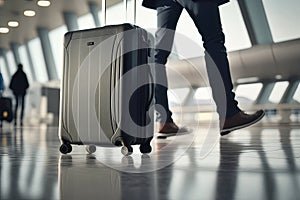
[166,39,300,89]
[171,103,300,113]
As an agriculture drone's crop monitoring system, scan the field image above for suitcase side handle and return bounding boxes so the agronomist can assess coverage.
[146,69,154,111]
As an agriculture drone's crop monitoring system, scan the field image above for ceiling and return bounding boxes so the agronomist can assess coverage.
[0,0,120,49]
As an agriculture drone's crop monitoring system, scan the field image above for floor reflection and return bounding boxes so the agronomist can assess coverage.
[58,153,175,200]
[250,129,276,200]
[0,125,300,200]
[59,154,121,200]
[279,127,300,195]
[1,127,59,200]
[214,137,242,200]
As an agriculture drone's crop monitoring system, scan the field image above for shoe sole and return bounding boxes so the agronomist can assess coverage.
[157,132,177,139]
[220,111,265,136]
[156,128,192,139]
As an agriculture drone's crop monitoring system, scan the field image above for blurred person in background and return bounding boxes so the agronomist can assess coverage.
[9,63,29,127]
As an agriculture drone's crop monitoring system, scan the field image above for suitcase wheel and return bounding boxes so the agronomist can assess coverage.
[85,145,96,154]
[121,145,133,156]
[140,144,152,154]
[60,143,72,154]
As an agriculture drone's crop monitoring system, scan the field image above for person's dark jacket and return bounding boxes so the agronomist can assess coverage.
[142,0,229,10]
[9,69,29,95]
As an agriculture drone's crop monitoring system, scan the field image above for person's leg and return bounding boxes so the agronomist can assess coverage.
[14,95,19,125]
[182,0,264,134]
[182,0,240,120]
[20,95,25,126]
[155,1,183,125]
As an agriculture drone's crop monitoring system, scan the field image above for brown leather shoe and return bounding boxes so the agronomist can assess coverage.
[157,122,179,134]
[220,110,265,136]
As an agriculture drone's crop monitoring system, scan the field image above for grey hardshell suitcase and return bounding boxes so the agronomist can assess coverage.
[59,23,154,155]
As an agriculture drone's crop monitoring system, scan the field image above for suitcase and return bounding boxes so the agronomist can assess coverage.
[0,97,13,123]
[59,23,154,155]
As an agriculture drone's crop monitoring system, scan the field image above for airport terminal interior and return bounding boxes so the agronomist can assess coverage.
[1,0,300,199]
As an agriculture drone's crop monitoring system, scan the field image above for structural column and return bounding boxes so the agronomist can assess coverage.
[277,80,299,123]
[0,48,13,75]
[280,80,299,104]
[88,2,101,27]
[10,42,21,65]
[63,12,79,31]
[237,0,273,45]
[255,82,275,104]
[25,42,37,81]
[37,27,58,80]
[182,87,198,106]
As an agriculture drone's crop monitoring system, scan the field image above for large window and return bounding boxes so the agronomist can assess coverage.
[28,38,48,83]
[175,10,205,59]
[136,0,156,29]
[6,51,17,73]
[93,0,251,60]
[0,56,10,86]
[174,0,252,59]
[49,25,68,80]
[100,1,127,26]
[293,83,300,103]
[268,81,289,103]
[263,0,300,42]
[235,83,263,103]
[219,1,252,51]
[195,87,213,101]
[78,13,96,30]
[18,45,33,83]
[97,0,156,32]
[136,0,252,60]
[107,2,125,25]
[168,88,190,105]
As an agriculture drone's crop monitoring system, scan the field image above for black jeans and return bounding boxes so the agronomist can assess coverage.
[14,94,25,123]
[155,0,240,122]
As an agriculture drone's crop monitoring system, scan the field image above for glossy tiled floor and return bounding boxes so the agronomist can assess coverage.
[1,123,300,200]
